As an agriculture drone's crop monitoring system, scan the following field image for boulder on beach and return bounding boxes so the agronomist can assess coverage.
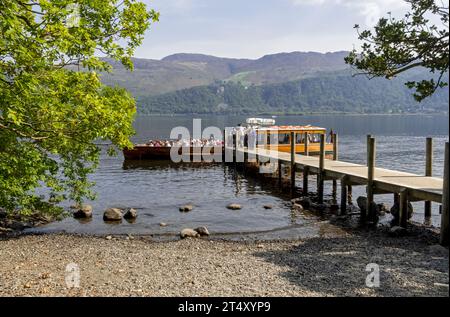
[292,202,304,212]
[194,226,210,237]
[179,204,194,212]
[73,205,93,219]
[226,203,242,210]
[357,196,380,222]
[103,208,123,221]
[390,202,414,226]
[291,197,311,209]
[180,228,200,239]
[123,208,138,220]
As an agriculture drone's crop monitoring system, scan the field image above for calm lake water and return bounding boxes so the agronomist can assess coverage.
[31,114,449,236]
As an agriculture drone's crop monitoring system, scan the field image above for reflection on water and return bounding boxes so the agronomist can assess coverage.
[29,114,449,235]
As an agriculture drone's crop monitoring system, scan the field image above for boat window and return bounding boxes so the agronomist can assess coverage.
[296,133,305,144]
[309,133,322,143]
[257,133,266,145]
[278,133,291,145]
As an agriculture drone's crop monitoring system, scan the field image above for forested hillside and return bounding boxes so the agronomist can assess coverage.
[99,52,448,115]
[137,71,449,115]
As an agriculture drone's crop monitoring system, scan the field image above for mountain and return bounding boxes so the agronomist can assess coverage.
[100,51,350,96]
[137,71,449,115]
[100,51,448,115]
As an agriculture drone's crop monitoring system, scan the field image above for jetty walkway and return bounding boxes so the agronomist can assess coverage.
[225,133,449,246]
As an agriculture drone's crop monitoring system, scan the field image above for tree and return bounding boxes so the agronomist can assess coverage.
[0,0,159,215]
[345,0,449,102]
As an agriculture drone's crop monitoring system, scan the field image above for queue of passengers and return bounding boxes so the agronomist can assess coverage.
[145,138,224,147]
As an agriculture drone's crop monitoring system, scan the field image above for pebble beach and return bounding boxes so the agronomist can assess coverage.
[0,227,448,297]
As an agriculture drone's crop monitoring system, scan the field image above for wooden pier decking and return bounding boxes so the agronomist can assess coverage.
[224,133,449,246]
[233,146,444,203]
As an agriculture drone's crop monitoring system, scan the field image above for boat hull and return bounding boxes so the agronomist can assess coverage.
[123,146,222,160]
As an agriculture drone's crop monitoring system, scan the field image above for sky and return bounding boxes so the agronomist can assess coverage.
[135,0,412,60]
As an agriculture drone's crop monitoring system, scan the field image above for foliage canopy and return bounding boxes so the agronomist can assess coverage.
[0,0,159,214]
[345,0,449,102]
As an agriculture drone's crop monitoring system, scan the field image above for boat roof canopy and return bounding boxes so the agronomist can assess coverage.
[245,118,276,126]
[256,125,327,132]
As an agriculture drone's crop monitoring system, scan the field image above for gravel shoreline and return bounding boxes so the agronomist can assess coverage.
[0,226,448,297]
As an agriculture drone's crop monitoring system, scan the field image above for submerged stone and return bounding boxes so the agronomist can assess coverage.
[103,208,123,221]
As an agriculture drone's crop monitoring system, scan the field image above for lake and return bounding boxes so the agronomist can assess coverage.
[30,114,449,237]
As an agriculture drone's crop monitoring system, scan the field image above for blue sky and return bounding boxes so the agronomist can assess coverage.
[135,0,411,60]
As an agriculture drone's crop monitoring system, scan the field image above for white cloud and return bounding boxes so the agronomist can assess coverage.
[292,0,408,26]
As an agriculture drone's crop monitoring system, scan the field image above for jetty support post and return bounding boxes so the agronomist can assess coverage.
[366,134,372,164]
[425,137,433,220]
[366,136,376,223]
[304,132,309,156]
[233,130,237,167]
[340,175,348,215]
[399,189,409,228]
[278,160,282,186]
[347,184,353,205]
[440,142,449,246]
[318,134,325,204]
[303,167,309,196]
[394,192,399,205]
[332,133,338,202]
[222,129,226,163]
[243,148,247,173]
[290,131,296,195]
[242,130,248,173]
[302,132,309,196]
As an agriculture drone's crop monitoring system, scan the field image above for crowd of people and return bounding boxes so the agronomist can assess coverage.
[226,126,258,149]
[145,138,224,147]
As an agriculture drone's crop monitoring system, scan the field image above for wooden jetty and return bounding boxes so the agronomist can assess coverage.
[225,132,449,246]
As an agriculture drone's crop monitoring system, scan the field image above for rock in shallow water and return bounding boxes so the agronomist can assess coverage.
[123,208,138,220]
[179,205,194,212]
[357,196,370,212]
[103,208,123,221]
[195,226,210,236]
[227,203,242,210]
[180,228,200,239]
[263,204,273,210]
[73,205,93,219]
